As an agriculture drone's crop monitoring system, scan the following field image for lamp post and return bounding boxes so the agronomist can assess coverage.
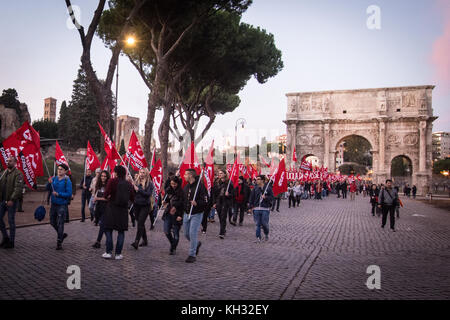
[234,118,246,160]
[114,36,136,144]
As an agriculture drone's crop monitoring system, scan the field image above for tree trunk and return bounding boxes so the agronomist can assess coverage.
[158,105,171,181]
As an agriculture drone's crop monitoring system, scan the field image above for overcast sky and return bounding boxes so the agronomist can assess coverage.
[0,0,449,151]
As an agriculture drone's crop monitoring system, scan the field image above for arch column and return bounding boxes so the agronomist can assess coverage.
[323,123,330,169]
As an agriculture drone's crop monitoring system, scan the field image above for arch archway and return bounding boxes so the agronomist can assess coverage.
[390,155,413,187]
[301,153,320,168]
[335,135,373,175]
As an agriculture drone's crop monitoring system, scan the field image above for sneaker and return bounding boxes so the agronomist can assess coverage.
[202,231,206,234]
[239,222,243,226]
[263,235,269,242]
[254,238,261,243]
[219,235,225,239]
[102,252,112,259]
[92,242,101,249]
[56,242,62,250]
[62,233,68,243]
[131,242,139,250]
[185,256,196,263]
[80,219,85,222]
[196,241,202,256]
[169,247,176,255]
[230,221,236,226]
[115,254,123,260]
[276,209,280,212]
[390,228,396,232]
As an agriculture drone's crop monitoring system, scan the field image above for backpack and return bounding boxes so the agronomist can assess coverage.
[114,180,130,208]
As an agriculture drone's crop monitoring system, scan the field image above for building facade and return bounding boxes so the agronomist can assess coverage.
[432,131,450,161]
[44,97,57,122]
[284,85,436,195]
[116,115,140,148]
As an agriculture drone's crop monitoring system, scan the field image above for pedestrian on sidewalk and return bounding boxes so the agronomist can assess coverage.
[162,176,184,255]
[378,179,399,232]
[293,181,302,206]
[102,165,135,260]
[183,169,207,263]
[369,184,379,216]
[248,175,273,243]
[92,170,110,248]
[212,169,234,239]
[80,169,93,222]
[131,168,154,250]
[349,181,357,200]
[234,176,251,222]
[287,182,296,208]
[49,163,72,250]
[0,156,24,249]
[90,168,101,225]
[412,185,417,199]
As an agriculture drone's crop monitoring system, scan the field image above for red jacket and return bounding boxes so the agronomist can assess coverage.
[350,183,357,192]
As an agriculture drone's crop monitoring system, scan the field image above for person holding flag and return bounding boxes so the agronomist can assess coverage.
[0,156,24,249]
[182,169,208,263]
[49,163,72,250]
[162,175,184,255]
[248,175,274,243]
[212,169,234,239]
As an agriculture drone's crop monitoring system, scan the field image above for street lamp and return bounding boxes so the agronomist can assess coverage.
[235,118,246,160]
[114,35,136,145]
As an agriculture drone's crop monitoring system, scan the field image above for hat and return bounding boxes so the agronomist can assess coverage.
[58,163,69,171]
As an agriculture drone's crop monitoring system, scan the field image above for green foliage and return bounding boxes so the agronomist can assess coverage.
[32,119,58,139]
[391,156,413,176]
[0,88,24,123]
[338,163,367,175]
[432,158,450,174]
[342,136,372,167]
[57,68,113,152]
[119,139,126,155]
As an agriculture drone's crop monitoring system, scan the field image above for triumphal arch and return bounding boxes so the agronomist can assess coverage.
[284,85,436,195]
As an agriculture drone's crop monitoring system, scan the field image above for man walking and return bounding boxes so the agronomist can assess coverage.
[248,175,274,242]
[80,169,93,222]
[49,163,72,250]
[183,169,208,263]
[0,156,24,249]
[378,179,399,232]
[212,169,234,239]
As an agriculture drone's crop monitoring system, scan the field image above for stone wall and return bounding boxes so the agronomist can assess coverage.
[0,103,31,139]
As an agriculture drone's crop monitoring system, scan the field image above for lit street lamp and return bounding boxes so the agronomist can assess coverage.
[114,35,136,145]
[235,118,246,160]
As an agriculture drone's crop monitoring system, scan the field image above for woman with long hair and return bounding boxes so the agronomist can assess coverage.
[92,170,110,248]
[131,168,155,250]
[162,176,184,254]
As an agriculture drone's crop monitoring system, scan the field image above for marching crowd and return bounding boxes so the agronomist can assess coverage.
[1,155,413,261]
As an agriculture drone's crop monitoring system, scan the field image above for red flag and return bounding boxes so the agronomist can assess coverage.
[180,141,201,187]
[292,146,297,163]
[150,147,157,169]
[86,141,100,171]
[244,165,250,180]
[259,154,271,168]
[126,131,148,170]
[150,159,163,195]
[98,122,121,162]
[229,152,241,188]
[203,140,214,195]
[272,158,287,196]
[55,141,69,167]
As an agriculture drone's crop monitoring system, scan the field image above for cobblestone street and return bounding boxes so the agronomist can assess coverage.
[1,194,449,300]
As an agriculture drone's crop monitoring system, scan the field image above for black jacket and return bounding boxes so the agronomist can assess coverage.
[183,176,208,215]
[163,185,185,222]
[134,181,154,207]
[212,179,234,208]
[369,188,379,204]
[80,175,93,194]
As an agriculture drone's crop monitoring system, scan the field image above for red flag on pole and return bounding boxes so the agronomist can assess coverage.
[229,152,241,188]
[150,147,157,169]
[203,140,214,195]
[97,122,121,162]
[179,141,201,187]
[272,158,288,196]
[150,159,163,195]
[292,146,297,163]
[55,141,69,168]
[125,131,148,170]
[259,154,271,168]
[86,141,100,171]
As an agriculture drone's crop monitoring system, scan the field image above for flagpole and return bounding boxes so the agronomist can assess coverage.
[53,161,56,177]
[188,168,204,220]
[43,158,55,192]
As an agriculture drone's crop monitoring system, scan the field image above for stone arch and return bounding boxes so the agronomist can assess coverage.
[301,153,321,167]
[388,153,414,186]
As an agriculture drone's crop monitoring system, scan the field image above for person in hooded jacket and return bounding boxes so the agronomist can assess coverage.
[212,169,234,239]
[162,176,184,255]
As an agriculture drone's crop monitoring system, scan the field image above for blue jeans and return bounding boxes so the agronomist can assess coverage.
[209,208,216,219]
[183,212,203,257]
[253,209,270,239]
[322,189,327,197]
[50,203,67,242]
[164,214,181,250]
[105,229,125,255]
[0,201,17,243]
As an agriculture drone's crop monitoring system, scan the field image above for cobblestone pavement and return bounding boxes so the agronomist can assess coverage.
[0,194,449,300]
